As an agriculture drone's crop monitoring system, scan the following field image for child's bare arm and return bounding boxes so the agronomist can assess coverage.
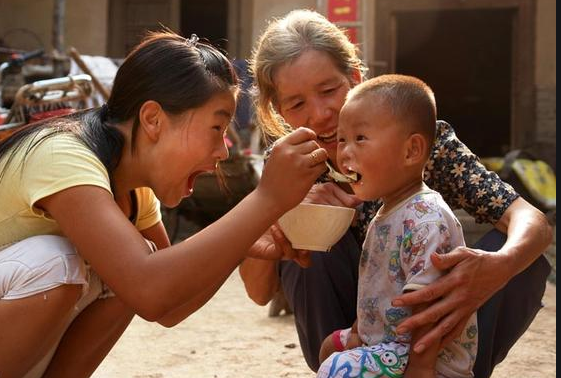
[346,331,363,349]
[319,331,338,364]
[319,321,362,364]
[404,301,440,378]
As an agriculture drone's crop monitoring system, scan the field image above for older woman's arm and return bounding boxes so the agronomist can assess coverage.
[492,197,552,276]
[239,183,359,305]
[239,257,280,305]
[239,224,312,305]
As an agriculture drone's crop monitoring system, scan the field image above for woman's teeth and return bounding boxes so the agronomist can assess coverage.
[317,130,337,143]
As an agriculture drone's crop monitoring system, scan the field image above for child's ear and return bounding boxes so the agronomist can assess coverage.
[139,100,163,142]
[404,133,427,166]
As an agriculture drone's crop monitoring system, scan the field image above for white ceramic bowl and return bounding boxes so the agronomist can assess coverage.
[278,203,356,252]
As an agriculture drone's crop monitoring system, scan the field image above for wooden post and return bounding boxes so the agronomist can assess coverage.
[68,47,111,101]
[52,0,66,77]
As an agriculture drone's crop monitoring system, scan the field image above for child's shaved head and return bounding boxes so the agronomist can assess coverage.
[347,74,437,152]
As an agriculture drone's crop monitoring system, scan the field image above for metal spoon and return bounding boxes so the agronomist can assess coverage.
[325,161,357,183]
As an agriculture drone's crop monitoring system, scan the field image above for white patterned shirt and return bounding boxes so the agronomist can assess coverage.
[359,188,477,377]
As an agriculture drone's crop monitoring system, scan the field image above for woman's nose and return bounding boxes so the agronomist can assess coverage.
[308,98,330,126]
[217,138,230,161]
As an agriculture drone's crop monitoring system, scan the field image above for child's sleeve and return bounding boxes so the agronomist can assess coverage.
[401,220,454,292]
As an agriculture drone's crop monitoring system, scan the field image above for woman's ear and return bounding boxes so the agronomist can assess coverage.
[404,133,427,166]
[139,100,163,142]
[349,68,362,87]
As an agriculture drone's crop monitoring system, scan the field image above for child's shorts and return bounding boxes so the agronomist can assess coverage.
[0,235,91,300]
[317,342,409,378]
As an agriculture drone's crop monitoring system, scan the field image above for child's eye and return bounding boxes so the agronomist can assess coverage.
[337,137,346,143]
[356,135,366,141]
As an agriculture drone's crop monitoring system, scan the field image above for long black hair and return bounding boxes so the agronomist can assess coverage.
[0,31,238,185]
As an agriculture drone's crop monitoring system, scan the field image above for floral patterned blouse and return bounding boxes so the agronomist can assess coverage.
[318,121,519,243]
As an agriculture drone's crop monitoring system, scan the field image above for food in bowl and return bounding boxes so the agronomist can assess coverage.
[278,203,356,252]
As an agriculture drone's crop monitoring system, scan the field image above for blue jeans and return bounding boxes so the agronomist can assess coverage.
[279,229,551,377]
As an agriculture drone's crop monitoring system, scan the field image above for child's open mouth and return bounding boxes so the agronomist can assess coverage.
[345,167,362,184]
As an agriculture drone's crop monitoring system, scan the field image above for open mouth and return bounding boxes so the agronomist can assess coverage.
[317,129,337,144]
[344,167,362,184]
[185,170,207,196]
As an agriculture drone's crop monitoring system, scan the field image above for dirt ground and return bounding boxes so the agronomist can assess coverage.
[91,271,556,378]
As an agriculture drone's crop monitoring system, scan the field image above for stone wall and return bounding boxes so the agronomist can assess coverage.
[0,0,109,56]
[535,86,557,170]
